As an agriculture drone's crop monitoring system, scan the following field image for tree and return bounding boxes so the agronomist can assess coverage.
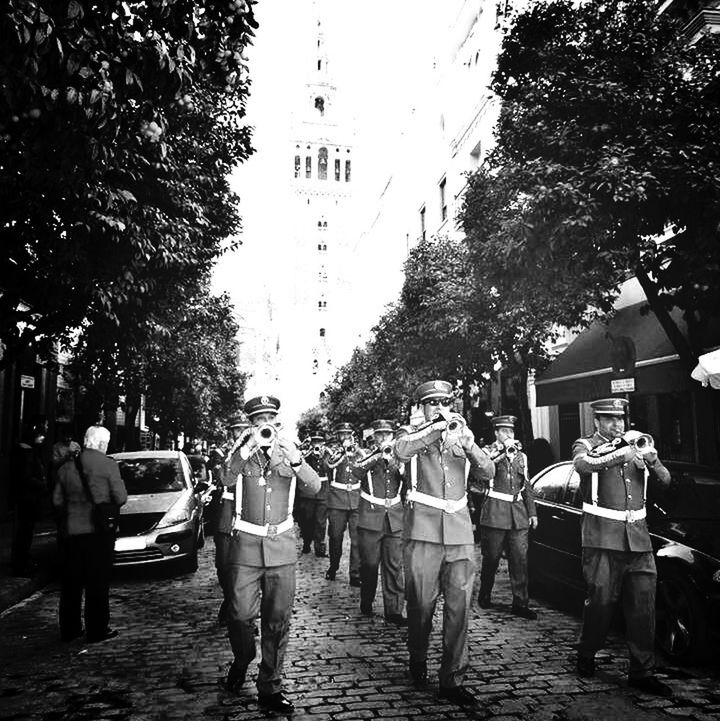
[0,0,257,365]
[484,0,720,370]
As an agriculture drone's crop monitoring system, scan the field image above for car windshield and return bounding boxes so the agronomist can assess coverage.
[117,458,186,494]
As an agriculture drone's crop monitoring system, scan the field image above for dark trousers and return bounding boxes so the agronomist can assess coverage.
[579,547,657,679]
[226,562,295,696]
[313,496,328,553]
[327,507,359,580]
[358,520,404,617]
[214,532,232,623]
[58,533,114,639]
[11,501,39,572]
[404,539,475,688]
[479,526,529,607]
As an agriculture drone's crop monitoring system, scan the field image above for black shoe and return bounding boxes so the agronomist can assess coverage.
[438,685,477,706]
[510,605,538,620]
[302,544,312,554]
[258,692,294,714]
[226,661,246,694]
[349,577,361,588]
[314,547,327,558]
[628,676,672,697]
[325,568,336,581]
[86,628,119,643]
[60,628,84,642]
[478,595,493,609]
[576,655,595,678]
[409,662,428,689]
[386,614,408,627]
[360,605,374,617]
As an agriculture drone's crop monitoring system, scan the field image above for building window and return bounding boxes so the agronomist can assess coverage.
[439,177,447,222]
[318,147,328,180]
[345,159,351,182]
[319,327,326,337]
[334,158,341,181]
[315,96,325,116]
[317,243,327,251]
[420,205,426,242]
[317,59,322,71]
[305,156,312,179]
[294,155,301,178]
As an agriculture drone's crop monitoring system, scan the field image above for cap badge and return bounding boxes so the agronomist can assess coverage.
[433,381,444,391]
[260,395,270,405]
[613,399,623,408]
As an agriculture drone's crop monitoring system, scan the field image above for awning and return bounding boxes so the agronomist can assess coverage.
[535,303,689,407]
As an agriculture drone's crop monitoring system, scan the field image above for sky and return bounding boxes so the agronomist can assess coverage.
[212,0,459,427]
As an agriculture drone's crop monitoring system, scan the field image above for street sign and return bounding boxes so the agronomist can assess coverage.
[611,377,635,393]
[20,375,35,389]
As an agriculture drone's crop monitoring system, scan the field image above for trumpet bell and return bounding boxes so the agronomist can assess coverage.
[255,422,278,446]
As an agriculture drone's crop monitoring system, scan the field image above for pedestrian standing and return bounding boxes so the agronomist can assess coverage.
[395,380,494,707]
[53,424,127,642]
[224,395,320,715]
[325,422,361,585]
[351,419,407,625]
[9,417,48,576]
[477,415,538,619]
[573,398,672,696]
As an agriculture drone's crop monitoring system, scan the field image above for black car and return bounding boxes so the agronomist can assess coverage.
[528,460,720,664]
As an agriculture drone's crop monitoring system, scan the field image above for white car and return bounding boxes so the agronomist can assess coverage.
[109,450,205,573]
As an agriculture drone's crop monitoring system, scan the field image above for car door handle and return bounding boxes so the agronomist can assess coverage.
[550,514,564,521]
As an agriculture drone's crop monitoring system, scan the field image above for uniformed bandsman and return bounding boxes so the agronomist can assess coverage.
[295,433,330,557]
[573,397,672,697]
[351,419,407,625]
[477,415,538,619]
[324,422,362,585]
[224,395,321,714]
[213,415,249,625]
[395,380,494,707]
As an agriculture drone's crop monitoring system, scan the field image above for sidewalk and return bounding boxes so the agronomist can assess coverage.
[0,513,59,614]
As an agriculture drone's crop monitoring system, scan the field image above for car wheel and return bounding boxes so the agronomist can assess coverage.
[655,569,709,664]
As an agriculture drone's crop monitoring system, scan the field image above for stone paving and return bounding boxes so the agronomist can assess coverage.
[0,534,718,721]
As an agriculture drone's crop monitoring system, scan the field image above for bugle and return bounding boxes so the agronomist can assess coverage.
[624,430,654,452]
[504,439,522,458]
[254,422,279,447]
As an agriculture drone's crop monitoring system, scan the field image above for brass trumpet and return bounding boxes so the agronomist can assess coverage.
[254,422,280,447]
[624,431,654,451]
[344,443,357,455]
[504,439,522,458]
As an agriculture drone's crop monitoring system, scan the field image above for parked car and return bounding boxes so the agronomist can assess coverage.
[109,450,205,573]
[527,460,720,664]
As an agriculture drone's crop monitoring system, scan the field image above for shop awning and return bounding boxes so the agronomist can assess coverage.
[535,302,687,407]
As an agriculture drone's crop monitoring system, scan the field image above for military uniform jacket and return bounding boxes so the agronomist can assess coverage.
[297,451,330,500]
[225,444,320,566]
[326,454,360,511]
[478,444,536,530]
[216,484,234,535]
[395,427,494,545]
[351,450,405,532]
[572,432,671,552]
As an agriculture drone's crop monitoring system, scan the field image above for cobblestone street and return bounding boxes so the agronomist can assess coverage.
[1,535,718,721]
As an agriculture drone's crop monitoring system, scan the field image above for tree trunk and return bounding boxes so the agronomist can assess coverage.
[515,362,535,445]
[635,263,697,372]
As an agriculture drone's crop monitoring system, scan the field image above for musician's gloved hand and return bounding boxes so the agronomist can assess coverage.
[642,447,659,465]
[529,515,538,530]
[279,437,301,465]
[459,425,475,451]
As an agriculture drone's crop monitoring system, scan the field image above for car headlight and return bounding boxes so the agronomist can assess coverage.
[155,491,194,529]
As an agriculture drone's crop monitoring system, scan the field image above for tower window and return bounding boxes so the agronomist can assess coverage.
[317,243,327,251]
[439,177,447,221]
[305,156,312,179]
[294,155,301,179]
[314,96,325,116]
[345,159,351,182]
[318,147,328,180]
[334,158,340,181]
[318,299,327,309]
[420,205,426,241]
[319,328,326,337]
[318,59,322,71]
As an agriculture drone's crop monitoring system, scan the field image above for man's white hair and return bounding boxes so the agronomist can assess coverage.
[84,425,111,452]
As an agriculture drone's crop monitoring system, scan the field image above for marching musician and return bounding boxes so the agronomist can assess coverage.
[477,415,538,619]
[394,380,494,707]
[295,433,330,557]
[351,419,407,625]
[325,422,362,585]
[223,395,321,714]
[572,397,672,697]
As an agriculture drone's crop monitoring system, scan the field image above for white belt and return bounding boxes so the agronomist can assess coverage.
[582,503,646,523]
[222,490,234,500]
[331,481,361,492]
[360,490,401,508]
[319,476,328,482]
[407,490,467,513]
[233,516,294,537]
[487,489,523,503]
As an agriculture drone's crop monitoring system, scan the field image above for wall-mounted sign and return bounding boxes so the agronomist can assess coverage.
[611,377,635,393]
[20,374,35,389]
